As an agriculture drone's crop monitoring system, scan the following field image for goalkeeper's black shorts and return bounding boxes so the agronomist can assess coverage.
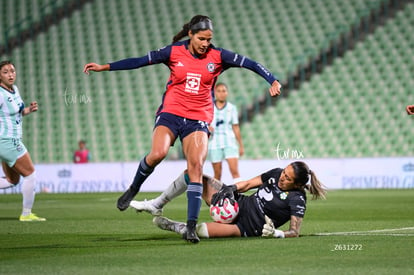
[234,195,264,237]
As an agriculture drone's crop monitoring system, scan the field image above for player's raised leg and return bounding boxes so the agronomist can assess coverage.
[117,126,175,211]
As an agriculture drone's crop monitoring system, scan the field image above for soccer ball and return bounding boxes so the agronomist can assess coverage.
[209,197,239,224]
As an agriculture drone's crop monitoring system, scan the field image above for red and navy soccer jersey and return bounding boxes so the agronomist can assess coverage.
[109,40,278,123]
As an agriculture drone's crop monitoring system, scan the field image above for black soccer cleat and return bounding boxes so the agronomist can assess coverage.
[117,187,139,211]
[184,220,200,244]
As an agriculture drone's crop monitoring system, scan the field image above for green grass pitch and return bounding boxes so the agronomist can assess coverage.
[1,189,413,274]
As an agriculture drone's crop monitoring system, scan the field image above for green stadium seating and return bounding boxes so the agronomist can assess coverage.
[1,0,411,163]
[242,2,413,159]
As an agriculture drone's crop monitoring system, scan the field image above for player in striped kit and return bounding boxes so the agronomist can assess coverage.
[0,61,45,221]
[208,83,244,182]
[83,15,281,243]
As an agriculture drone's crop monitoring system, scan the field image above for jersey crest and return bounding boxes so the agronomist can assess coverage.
[280,192,288,200]
[207,62,215,72]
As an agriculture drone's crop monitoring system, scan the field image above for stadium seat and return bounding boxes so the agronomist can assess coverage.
[1,0,411,162]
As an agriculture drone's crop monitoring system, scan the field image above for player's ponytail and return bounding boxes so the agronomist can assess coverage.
[307,169,327,200]
[291,161,327,200]
[172,22,191,43]
[172,15,213,43]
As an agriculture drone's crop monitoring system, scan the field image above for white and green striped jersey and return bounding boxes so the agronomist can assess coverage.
[208,101,239,150]
[0,85,25,139]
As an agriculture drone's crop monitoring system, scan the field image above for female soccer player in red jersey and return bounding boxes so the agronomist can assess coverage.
[83,15,281,243]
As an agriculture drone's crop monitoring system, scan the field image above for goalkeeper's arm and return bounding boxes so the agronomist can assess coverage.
[262,215,303,238]
[210,175,265,206]
[234,175,264,193]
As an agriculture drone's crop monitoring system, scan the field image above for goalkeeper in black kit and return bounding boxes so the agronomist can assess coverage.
[130,161,326,240]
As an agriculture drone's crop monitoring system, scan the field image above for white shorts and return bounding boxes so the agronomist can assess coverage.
[0,138,27,167]
[208,147,239,163]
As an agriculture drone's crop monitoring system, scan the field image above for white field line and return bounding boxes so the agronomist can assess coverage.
[313,227,414,236]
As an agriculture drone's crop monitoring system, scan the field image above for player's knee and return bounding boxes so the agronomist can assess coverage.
[191,159,204,170]
[148,149,168,163]
[24,171,36,181]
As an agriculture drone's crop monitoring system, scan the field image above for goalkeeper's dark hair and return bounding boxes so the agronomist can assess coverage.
[291,161,327,200]
[172,15,213,43]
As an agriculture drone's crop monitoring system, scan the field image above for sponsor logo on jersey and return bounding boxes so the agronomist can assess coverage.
[176,61,184,67]
[185,73,201,94]
[216,119,224,127]
[258,187,274,201]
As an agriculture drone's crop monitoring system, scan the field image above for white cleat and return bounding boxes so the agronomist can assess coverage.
[153,216,187,235]
[129,199,163,216]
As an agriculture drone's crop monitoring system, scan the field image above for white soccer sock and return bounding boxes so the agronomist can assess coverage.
[152,172,188,209]
[196,222,209,238]
[21,172,36,216]
[0,177,14,189]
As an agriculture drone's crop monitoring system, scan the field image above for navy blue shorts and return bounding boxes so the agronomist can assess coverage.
[154,112,210,143]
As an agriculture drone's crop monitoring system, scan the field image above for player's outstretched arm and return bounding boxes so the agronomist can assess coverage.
[262,215,302,238]
[284,215,302,238]
[236,175,263,192]
[83,63,110,75]
[269,80,282,97]
[406,105,414,115]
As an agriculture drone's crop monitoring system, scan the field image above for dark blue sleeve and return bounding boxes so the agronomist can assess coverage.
[109,45,172,71]
[220,48,279,85]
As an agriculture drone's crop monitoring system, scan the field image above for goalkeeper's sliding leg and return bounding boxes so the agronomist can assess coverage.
[153,216,242,238]
[129,170,223,215]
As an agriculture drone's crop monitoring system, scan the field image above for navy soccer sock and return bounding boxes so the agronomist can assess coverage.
[130,157,154,191]
[186,182,203,222]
